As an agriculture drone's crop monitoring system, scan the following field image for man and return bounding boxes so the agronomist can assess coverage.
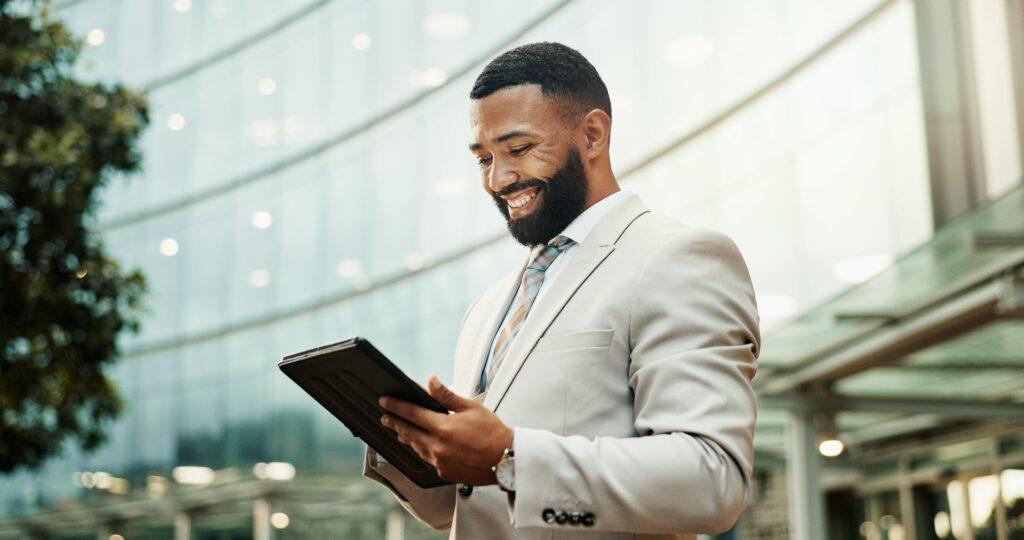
[363,42,760,539]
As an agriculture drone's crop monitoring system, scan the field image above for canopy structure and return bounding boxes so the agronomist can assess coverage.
[753,181,1024,538]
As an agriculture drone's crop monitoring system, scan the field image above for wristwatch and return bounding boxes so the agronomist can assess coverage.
[491,442,515,492]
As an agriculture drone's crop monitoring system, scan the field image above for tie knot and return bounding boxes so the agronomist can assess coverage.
[527,235,575,273]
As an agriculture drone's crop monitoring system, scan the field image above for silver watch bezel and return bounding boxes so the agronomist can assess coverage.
[492,447,515,492]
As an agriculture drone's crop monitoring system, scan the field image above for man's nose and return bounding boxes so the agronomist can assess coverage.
[487,158,518,194]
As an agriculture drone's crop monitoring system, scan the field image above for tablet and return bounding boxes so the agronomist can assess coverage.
[278,336,451,488]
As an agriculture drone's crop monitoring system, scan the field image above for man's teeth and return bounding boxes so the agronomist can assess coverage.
[508,191,537,208]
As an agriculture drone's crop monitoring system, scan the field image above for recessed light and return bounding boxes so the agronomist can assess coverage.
[663,35,715,67]
[86,28,105,46]
[336,259,363,278]
[352,33,371,50]
[409,68,447,89]
[159,238,179,256]
[248,269,270,288]
[251,210,273,229]
[423,12,470,40]
[257,78,276,95]
[166,113,186,131]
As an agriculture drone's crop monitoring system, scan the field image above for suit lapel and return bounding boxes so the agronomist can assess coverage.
[452,262,524,397]
[482,193,651,411]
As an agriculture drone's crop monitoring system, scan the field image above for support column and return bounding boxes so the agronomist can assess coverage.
[385,509,405,540]
[174,511,192,540]
[785,411,827,540]
[959,477,976,540]
[898,458,918,540]
[254,498,272,540]
[991,438,1009,540]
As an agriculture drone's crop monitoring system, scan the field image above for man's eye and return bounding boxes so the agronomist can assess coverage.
[477,156,492,166]
[510,145,532,155]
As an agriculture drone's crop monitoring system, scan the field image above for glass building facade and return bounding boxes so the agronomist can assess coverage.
[2,0,1022,538]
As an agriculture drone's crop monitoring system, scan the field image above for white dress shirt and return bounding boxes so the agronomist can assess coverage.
[478,189,634,393]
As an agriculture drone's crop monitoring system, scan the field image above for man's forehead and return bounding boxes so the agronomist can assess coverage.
[468,84,559,142]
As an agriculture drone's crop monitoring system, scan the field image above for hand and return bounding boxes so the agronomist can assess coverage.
[378,375,513,486]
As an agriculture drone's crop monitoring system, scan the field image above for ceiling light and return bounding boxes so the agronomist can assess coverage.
[270,512,290,529]
[352,33,371,50]
[818,438,844,457]
[86,28,105,46]
[409,68,447,89]
[336,259,363,278]
[251,210,273,229]
[423,12,470,40]
[172,466,215,486]
[663,35,715,67]
[257,77,276,95]
[159,238,179,257]
[405,252,425,271]
[248,269,270,288]
[166,113,186,131]
[173,0,191,13]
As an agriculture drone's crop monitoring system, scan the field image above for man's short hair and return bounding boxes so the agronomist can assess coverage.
[470,42,612,126]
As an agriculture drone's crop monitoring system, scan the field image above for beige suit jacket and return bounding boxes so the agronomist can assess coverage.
[363,192,761,539]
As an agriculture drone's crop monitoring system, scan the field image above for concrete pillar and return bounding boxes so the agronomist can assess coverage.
[174,511,192,540]
[898,458,918,540]
[254,498,272,540]
[785,411,827,540]
[385,509,405,540]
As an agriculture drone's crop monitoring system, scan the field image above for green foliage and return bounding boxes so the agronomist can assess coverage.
[0,0,149,473]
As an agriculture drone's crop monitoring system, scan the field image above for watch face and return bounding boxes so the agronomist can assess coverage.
[496,456,515,491]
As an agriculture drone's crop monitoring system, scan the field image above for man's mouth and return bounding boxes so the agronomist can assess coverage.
[504,187,542,218]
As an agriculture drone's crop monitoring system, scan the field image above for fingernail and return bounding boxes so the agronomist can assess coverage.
[378,397,387,408]
[380,415,389,425]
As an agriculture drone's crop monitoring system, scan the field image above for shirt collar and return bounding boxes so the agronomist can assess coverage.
[554,189,633,245]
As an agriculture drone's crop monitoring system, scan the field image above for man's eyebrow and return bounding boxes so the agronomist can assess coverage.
[468,130,538,151]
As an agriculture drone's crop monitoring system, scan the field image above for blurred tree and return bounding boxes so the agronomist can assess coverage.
[0,0,149,473]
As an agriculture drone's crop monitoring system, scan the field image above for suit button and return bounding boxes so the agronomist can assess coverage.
[542,508,557,523]
[458,484,473,498]
[582,512,595,527]
[569,511,582,525]
[556,511,569,524]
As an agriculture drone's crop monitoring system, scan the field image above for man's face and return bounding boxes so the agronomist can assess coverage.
[468,84,589,247]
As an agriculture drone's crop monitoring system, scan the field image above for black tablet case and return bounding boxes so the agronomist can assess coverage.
[278,337,452,488]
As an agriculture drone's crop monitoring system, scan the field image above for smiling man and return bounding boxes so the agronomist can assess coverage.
[363,42,761,539]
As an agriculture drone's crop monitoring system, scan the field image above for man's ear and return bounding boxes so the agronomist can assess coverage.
[579,108,611,160]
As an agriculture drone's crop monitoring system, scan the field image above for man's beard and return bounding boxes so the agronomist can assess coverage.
[490,147,589,247]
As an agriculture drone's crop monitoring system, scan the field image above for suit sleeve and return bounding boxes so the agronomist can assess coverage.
[360,292,484,531]
[508,229,761,534]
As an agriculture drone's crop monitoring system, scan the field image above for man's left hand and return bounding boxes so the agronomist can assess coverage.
[378,375,513,486]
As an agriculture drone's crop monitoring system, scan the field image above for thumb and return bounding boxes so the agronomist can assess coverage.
[427,375,473,412]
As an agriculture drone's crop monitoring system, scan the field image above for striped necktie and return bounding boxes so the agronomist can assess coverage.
[475,235,576,399]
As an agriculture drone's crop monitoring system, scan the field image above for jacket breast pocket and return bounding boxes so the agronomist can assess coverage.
[532,328,614,354]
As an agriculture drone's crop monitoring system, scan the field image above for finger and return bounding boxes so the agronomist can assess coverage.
[380,396,446,430]
[381,413,430,447]
[427,375,475,412]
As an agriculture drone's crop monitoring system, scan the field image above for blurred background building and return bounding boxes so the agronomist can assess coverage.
[1,0,1023,538]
